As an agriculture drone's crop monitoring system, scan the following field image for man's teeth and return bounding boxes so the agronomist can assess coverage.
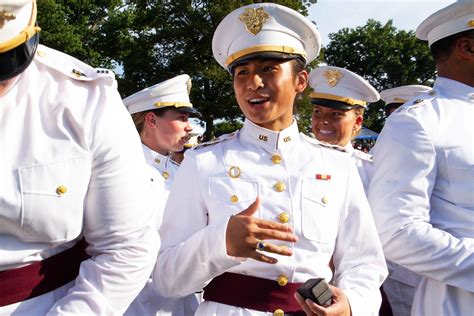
[319,130,334,135]
[249,98,266,104]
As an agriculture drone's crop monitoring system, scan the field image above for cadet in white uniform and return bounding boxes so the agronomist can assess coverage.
[368,2,474,315]
[0,1,159,314]
[123,75,201,316]
[377,84,433,316]
[155,3,387,316]
[308,66,379,192]
[381,85,432,117]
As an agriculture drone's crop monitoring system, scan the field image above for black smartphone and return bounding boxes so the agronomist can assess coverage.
[296,278,333,307]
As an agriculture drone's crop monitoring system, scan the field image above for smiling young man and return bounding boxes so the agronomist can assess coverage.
[154,3,387,316]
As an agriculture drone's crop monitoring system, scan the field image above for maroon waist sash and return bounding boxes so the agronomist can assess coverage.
[0,239,89,307]
[203,272,305,315]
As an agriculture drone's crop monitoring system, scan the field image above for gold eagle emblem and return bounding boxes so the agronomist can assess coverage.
[0,11,16,29]
[239,7,270,35]
[323,69,343,87]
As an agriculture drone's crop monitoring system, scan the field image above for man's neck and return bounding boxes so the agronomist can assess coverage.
[0,77,18,97]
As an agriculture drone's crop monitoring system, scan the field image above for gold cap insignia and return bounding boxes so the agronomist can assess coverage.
[468,20,474,28]
[0,11,16,29]
[239,7,270,35]
[323,69,343,87]
[186,77,192,95]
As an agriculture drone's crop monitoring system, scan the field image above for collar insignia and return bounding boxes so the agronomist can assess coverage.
[0,11,16,29]
[239,7,270,35]
[323,69,343,87]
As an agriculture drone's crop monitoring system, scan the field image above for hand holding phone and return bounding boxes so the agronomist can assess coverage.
[296,278,333,307]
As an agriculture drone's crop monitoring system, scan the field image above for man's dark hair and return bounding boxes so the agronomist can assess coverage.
[430,29,474,62]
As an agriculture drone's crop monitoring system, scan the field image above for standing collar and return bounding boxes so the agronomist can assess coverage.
[344,142,354,155]
[141,144,172,171]
[435,77,474,102]
[240,119,300,152]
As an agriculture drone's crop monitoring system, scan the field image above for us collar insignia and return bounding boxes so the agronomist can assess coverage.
[323,69,343,87]
[0,11,16,29]
[316,174,331,180]
[239,7,270,35]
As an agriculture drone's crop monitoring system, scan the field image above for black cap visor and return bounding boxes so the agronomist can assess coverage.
[311,98,363,111]
[174,106,202,118]
[0,33,39,82]
[229,51,305,74]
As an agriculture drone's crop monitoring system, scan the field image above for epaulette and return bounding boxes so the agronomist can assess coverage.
[394,90,437,113]
[34,45,115,83]
[194,131,237,150]
[301,133,347,153]
[353,149,373,162]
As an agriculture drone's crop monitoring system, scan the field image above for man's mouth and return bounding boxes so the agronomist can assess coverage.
[318,129,335,135]
[248,97,270,105]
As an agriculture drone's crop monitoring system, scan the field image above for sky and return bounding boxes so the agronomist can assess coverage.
[308,0,457,46]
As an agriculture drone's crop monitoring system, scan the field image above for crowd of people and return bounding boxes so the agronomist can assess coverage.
[1,1,472,315]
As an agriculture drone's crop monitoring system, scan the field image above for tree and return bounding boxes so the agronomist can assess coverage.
[36,0,317,139]
[322,20,435,132]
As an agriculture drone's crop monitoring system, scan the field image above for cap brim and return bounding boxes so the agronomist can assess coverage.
[229,52,304,72]
[311,98,363,111]
[175,106,202,118]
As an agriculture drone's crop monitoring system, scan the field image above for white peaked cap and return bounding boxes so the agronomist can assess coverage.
[308,66,379,110]
[123,74,199,116]
[416,1,474,46]
[0,0,36,47]
[380,85,432,104]
[212,3,321,69]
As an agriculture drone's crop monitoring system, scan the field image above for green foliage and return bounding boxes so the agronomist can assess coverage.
[322,20,435,132]
[36,0,316,139]
[214,120,244,138]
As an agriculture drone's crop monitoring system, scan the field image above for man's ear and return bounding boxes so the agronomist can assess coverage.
[295,70,308,93]
[456,37,474,60]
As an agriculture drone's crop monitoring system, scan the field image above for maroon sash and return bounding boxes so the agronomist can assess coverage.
[204,272,305,315]
[0,239,89,307]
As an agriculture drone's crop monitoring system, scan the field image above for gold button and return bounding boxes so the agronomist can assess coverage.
[468,20,474,27]
[274,182,286,192]
[273,309,284,316]
[154,158,161,164]
[56,185,67,195]
[228,166,241,178]
[278,212,289,223]
[230,195,239,204]
[271,154,282,164]
[322,196,329,204]
[276,274,288,287]
[162,171,169,179]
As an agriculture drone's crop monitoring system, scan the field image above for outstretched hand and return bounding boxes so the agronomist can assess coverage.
[226,197,298,263]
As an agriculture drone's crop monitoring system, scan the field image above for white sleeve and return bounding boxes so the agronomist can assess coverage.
[332,163,388,316]
[47,84,160,315]
[153,150,240,298]
[368,113,474,292]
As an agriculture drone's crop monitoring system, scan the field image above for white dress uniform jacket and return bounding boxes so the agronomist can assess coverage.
[0,45,160,315]
[368,77,474,315]
[155,119,387,316]
[125,144,199,316]
[344,143,372,192]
